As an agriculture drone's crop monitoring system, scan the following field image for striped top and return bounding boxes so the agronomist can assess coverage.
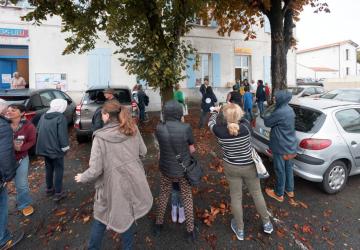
[208,112,254,166]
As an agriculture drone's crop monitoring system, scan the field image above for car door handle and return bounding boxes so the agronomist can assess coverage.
[351,141,357,146]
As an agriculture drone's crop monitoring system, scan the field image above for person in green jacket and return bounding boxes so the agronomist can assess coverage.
[173,84,184,104]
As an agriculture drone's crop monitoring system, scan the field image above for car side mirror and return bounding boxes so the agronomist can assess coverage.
[66,99,72,104]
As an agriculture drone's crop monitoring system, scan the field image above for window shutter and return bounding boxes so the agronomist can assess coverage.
[264,16,271,33]
[88,48,111,88]
[186,54,196,88]
[263,56,271,85]
[210,19,218,28]
[212,53,221,87]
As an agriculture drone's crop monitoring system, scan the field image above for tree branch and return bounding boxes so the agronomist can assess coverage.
[282,0,294,15]
[255,0,270,16]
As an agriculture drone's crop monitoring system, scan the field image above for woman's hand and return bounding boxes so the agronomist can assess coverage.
[74,173,82,183]
[189,144,196,154]
[213,106,221,113]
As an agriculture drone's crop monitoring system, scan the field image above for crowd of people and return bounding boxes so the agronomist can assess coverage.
[0,78,296,249]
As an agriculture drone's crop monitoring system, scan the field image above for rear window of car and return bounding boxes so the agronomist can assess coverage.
[321,89,360,103]
[287,87,304,95]
[0,95,29,105]
[83,89,132,104]
[264,104,325,133]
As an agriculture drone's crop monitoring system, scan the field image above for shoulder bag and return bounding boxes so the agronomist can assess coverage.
[243,124,270,179]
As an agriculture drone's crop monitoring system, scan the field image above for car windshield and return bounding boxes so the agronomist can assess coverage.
[287,87,304,95]
[84,89,132,104]
[321,89,360,103]
[263,104,325,133]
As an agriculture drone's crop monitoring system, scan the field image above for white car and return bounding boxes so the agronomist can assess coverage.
[287,85,325,98]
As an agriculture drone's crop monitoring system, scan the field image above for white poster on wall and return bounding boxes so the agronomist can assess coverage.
[1,74,11,84]
[35,73,67,91]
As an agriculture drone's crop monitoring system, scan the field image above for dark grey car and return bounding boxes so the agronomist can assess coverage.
[74,86,139,143]
[0,88,76,126]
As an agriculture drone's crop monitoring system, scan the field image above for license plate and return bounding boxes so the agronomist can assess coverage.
[260,128,270,140]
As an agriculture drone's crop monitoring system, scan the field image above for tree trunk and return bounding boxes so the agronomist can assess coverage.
[160,85,174,104]
[268,0,288,94]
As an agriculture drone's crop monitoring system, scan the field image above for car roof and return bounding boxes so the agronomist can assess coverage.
[326,88,360,91]
[296,85,323,88]
[290,97,359,112]
[0,88,59,97]
[86,85,131,92]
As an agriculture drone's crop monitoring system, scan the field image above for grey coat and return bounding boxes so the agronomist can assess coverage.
[79,123,153,234]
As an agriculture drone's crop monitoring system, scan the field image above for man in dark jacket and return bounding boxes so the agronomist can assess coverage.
[263,90,297,202]
[256,80,266,116]
[137,84,148,123]
[199,78,217,128]
[91,88,117,132]
[36,99,69,202]
[0,99,24,249]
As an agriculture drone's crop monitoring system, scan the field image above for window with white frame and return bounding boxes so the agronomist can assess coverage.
[346,49,350,60]
[234,55,250,81]
[195,54,212,86]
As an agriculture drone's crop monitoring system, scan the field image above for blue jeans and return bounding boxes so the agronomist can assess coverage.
[272,153,294,196]
[245,108,253,121]
[45,157,64,194]
[171,182,183,207]
[257,101,264,115]
[88,219,134,250]
[0,187,10,247]
[139,105,145,122]
[15,156,32,210]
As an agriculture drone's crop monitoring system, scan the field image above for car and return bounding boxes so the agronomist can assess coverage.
[252,98,360,194]
[0,88,76,126]
[74,86,139,143]
[320,89,360,103]
[287,85,325,98]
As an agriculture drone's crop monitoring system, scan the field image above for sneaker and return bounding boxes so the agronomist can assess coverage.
[22,205,34,217]
[265,188,284,202]
[53,192,66,202]
[285,191,295,198]
[263,222,274,234]
[178,207,185,224]
[46,188,55,197]
[152,224,163,237]
[230,218,244,241]
[171,205,178,223]
[186,231,197,243]
[0,230,24,250]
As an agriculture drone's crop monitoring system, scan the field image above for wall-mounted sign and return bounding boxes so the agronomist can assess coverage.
[234,47,252,55]
[0,28,29,38]
[35,73,67,91]
[1,74,12,84]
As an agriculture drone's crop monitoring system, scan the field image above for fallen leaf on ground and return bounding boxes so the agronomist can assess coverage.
[54,209,67,217]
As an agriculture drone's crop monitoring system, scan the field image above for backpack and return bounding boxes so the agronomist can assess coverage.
[144,95,149,106]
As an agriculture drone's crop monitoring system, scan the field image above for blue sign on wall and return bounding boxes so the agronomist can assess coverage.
[0,28,29,38]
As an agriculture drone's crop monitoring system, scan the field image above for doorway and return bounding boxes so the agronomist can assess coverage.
[234,55,250,82]
[0,45,29,89]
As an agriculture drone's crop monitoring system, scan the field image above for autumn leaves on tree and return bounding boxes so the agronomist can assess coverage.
[22,0,329,98]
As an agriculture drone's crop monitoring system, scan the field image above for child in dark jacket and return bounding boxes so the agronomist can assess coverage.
[36,99,69,201]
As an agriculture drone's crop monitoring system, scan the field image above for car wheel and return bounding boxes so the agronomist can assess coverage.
[322,161,348,194]
[76,134,89,144]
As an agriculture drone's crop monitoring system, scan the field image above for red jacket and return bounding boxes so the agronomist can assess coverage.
[13,120,36,161]
[265,86,270,96]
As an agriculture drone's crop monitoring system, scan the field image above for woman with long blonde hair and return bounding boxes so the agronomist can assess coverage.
[75,100,152,250]
[208,103,272,241]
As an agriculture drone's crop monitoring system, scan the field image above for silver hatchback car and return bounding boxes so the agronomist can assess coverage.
[252,98,360,194]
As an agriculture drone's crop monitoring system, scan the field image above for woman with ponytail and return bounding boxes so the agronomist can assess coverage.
[208,103,273,241]
[75,99,153,250]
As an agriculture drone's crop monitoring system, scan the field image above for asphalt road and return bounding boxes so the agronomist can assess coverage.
[6,112,360,250]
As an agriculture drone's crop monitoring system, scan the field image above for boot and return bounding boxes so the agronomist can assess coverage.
[178,207,185,224]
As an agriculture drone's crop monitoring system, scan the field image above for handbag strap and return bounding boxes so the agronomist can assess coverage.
[162,123,187,172]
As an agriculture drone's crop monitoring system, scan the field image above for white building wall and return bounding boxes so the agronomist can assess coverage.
[1,7,296,109]
[339,43,358,77]
[297,46,340,79]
